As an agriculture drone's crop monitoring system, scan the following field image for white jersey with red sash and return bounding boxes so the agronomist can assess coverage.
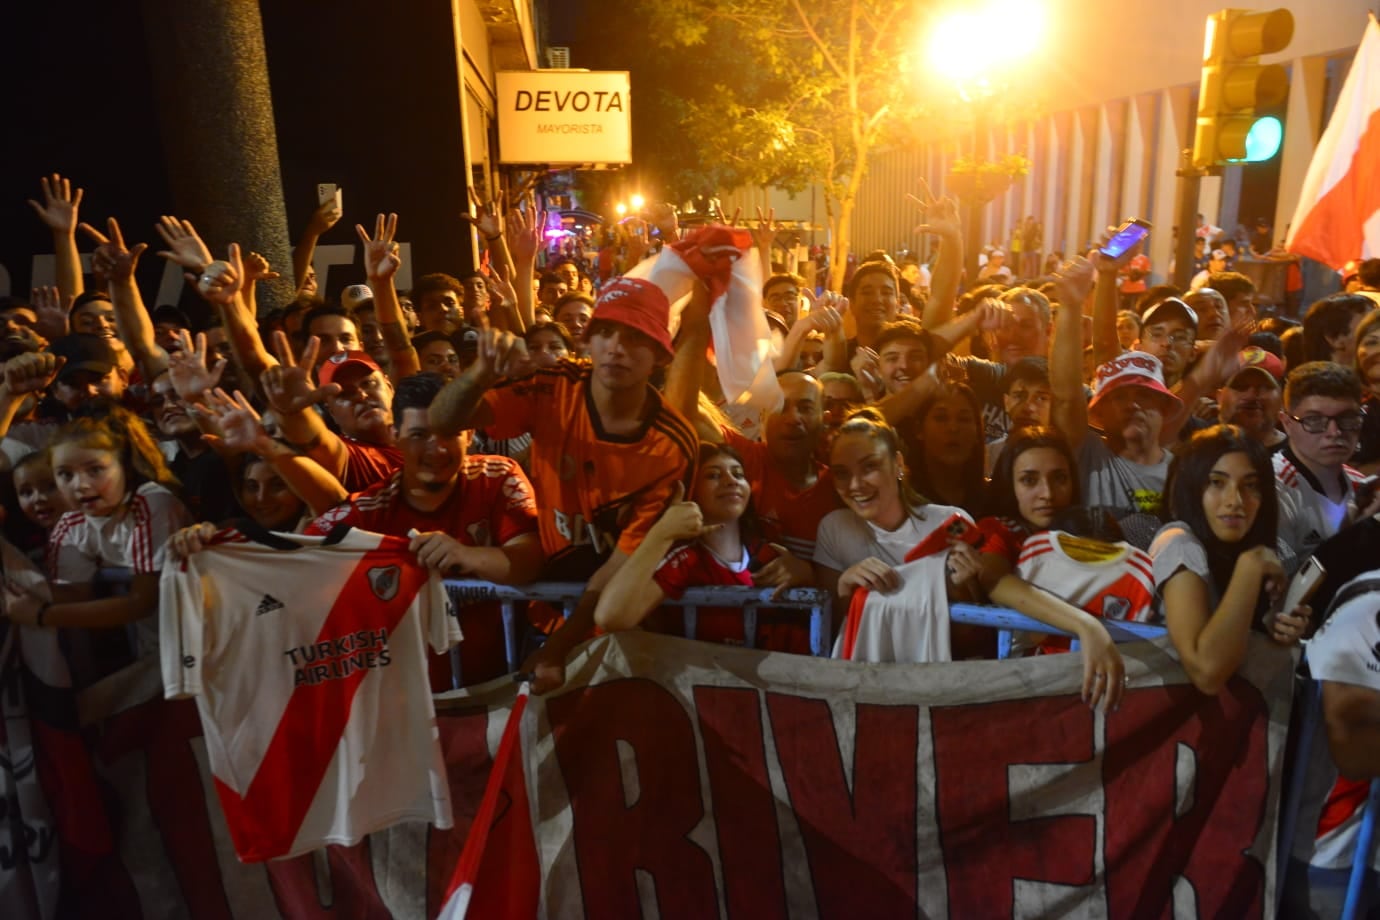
[159,526,460,862]
[1015,531,1157,654]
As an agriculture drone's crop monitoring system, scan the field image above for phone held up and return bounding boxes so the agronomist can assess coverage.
[1099,218,1152,260]
[317,183,342,213]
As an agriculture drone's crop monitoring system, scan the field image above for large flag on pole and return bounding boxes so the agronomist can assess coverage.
[1286,14,1380,269]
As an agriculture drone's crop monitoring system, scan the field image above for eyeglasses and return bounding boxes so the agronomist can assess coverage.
[1144,329,1195,348]
[1286,410,1365,433]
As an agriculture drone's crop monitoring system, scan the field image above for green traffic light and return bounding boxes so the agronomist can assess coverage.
[1229,115,1283,163]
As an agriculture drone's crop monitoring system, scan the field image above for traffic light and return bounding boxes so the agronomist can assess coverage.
[1192,8,1294,169]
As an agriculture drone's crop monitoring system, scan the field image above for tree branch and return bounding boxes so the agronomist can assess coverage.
[789,0,846,80]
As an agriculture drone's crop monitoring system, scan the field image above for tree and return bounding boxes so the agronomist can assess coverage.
[583,0,935,291]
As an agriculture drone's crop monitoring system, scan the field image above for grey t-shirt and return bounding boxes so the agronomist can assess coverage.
[1149,522,1220,609]
[1077,436,1172,516]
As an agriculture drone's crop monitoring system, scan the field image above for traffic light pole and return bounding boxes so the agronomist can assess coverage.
[1173,148,1216,291]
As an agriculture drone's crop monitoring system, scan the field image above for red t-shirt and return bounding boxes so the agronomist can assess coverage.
[339,436,404,492]
[724,429,840,562]
[306,455,539,687]
[647,541,810,653]
[975,516,1034,567]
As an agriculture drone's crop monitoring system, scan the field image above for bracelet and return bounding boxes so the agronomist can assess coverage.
[36,602,50,628]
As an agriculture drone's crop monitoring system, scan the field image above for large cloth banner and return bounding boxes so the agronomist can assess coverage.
[6,631,1295,918]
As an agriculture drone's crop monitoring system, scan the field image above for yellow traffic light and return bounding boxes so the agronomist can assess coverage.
[1193,8,1294,169]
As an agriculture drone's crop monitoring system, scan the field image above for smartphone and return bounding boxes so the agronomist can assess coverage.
[1099,218,1152,259]
[1354,474,1379,509]
[317,183,342,212]
[1280,557,1326,615]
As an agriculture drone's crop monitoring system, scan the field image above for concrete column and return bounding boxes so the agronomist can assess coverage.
[140,0,294,311]
[1276,54,1330,238]
[1091,103,1116,235]
[1041,115,1063,256]
[1149,86,1193,282]
[1021,121,1037,228]
[1120,95,1155,224]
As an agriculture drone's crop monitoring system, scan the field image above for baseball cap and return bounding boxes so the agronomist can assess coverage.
[50,333,117,381]
[1087,351,1182,415]
[151,304,191,328]
[590,277,673,357]
[1226,346,1285,388]
[1211,248,1227,261]
[316,349,382,388]
[341,284,374,312]
[1140,297,1198,330]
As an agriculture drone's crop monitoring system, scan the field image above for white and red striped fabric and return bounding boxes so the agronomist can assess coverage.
[1286,15,1380,270]
[625,225,782,438]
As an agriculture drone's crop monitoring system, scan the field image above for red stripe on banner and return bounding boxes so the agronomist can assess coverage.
[1317,775,1370,838]
[214,545,427,861]
[1293,110,1380,268]
[439,687,531,920]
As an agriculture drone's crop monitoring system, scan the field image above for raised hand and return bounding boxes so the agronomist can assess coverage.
[462,187,503,239]
[649,481,722,543]
[505,198,543,263]
[261,331,338,416]
[307,196,342,237]
[3,351,63,396]
[194,243,245,306]
[355,213,401,281]
[713,203,742,228]
[27,173,83,234]
[1053,256,1097,309]
[471,328,530,383]
[850,346,883,398]
[167,329,227,402]
[910,178,962,239]
[29,285,69,340]
[197,388,273,454]
[750,206,780,255]
[622,217,651,264]
[81,217,148,283]
[154,215,213,273]
[243,251,280,283]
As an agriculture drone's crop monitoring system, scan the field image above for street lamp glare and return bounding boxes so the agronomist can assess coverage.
[630,193,645,210]
[615,202,628,216]
[927,1,1043,80]
[928,12,985,81]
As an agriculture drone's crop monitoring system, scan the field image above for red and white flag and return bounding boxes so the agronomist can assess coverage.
[1287,15,1380,269]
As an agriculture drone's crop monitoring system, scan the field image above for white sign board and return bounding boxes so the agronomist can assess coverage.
[496,71,631,165]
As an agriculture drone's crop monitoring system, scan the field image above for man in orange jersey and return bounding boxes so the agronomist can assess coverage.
[430,276,697,691]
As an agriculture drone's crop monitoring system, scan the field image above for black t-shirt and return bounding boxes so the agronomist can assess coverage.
[171,447,242,525]
[1355,392,1380,467]
[1308,516,1380,628]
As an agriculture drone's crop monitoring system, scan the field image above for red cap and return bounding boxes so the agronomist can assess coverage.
[1227,346,1285,386]
[1088,351,1183,415]
[317,350,383,388]
[591,277,674,356]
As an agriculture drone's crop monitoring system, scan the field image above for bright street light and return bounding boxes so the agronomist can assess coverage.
[630,193,645,210]
[927,1,1043,84]
[615,202,627,216]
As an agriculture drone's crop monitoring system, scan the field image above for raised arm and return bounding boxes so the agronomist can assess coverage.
[27,174,85,302]
[594,484,706,631]
[666,284,712,422]
[428,329,525,435]
[259,332,348,480]
[191,243,276,396]
[356,213,420,380]
[504,200,542,330]
[1092,233,1135,366]
[1050,257,1095,448]
[293,196,341,287]
[197,387,348,516]
[82,217,169,380]
[914,184,964,330]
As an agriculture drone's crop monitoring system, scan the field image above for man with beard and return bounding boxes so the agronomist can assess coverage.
[1052,258,1180,515]
[1216,347,1286,449]
[1275,362,1376,559]
[262,343,402,492]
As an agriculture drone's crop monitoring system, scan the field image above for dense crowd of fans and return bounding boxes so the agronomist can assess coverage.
[3,172,1378,912]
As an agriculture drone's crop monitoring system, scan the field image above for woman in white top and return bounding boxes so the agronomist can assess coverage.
[1150,425,1309,694]
[814,409,991,659]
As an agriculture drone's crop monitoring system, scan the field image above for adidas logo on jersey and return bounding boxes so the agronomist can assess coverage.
[255,594,285,616]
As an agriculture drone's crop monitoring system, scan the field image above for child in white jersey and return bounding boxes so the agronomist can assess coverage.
[5,405,192,658]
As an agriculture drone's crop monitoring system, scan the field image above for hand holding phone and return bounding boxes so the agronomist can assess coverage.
[1099,219,1151,260]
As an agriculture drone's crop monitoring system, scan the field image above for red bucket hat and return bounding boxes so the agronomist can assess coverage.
[591,277,674,357]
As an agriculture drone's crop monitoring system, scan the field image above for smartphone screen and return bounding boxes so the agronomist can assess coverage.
[1100,219,1151,259]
